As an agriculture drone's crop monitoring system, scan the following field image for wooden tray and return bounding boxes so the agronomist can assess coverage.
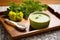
[0,6,60,40]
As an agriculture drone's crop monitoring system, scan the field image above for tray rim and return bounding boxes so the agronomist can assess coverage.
[0,16,60,40]
[0,5,60,40]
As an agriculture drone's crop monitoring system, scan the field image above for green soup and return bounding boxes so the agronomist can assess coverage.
[29,12,50,29]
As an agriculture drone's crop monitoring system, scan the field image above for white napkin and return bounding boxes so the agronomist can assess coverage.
[5,19,26,30]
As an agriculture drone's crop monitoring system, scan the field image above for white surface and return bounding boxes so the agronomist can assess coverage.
[48,4,60,14]
[0,6,9,12]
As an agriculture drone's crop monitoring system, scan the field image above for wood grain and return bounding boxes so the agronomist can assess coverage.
[0,10,60,40]
[0,0,60,6]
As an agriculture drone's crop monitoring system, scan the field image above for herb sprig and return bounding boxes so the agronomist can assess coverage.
[5,0,48,19]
